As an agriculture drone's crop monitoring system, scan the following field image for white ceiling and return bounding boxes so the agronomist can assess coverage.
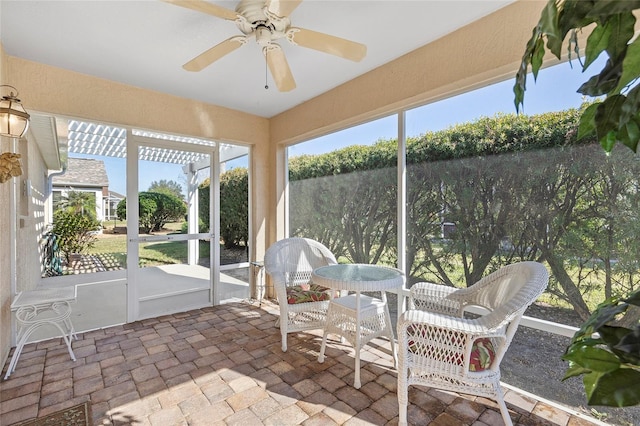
[1,1,514,118]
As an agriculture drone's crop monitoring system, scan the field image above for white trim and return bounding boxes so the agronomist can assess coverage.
[397,111,407,316]
[212,146,221,305]
[138,287,208,302]
[248,145,255,298]
[220,262,250,271]
[283,147,290,239]
[10,138,18,346]
[135,233,212,243]
[126,129,139,321]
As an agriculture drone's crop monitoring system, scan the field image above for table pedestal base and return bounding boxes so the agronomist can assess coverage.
[318,293,397,389]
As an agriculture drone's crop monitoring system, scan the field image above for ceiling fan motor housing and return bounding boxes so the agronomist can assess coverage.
[235,0,289,43]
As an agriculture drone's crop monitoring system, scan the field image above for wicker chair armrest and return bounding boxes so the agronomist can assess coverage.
[410,282,462,316]
[398,309,503,337]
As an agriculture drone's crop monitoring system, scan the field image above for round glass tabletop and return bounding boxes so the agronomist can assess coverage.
[312,263,404,292]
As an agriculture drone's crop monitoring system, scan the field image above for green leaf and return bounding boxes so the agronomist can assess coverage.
[620,84,640,125]
[614,38,640,94]
[585,368,640,406]
[563,361,592,380]
[559,0,597,34]
[566,337,603,355]
[578,60,623,96]
[584,18,610,69]
[562,346,620,373]
[597,325,631,348]
[582,370,602,402]
[590,302,628,330]
[602,12,635,64]
[618,118,640,152]
[513,82,525,114]
[623,289,640,306]
[531,37,546,80]
[539,0,562,57]
[587,0,640,18]
[567,29,581,63]
[595,95,626,142]
[577,102,599,139]
[513,27,542,113]
[614,326,640,363]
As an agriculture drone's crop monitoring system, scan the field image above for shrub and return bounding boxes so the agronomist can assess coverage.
[198,168,249,248]
[117,192,186,233]
[51,209,101,262]
[180,219,207,234]
[220,168,248,248]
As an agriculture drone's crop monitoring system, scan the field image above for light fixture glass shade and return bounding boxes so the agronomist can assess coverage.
[0,90,30,138]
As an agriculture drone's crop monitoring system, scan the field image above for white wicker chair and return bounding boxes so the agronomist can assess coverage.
[264,238,339,352]
[397,261,549,426]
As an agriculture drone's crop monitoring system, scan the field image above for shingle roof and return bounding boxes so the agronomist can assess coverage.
[52,157,109,187]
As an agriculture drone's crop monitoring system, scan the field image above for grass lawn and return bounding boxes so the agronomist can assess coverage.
[88,221,229,268]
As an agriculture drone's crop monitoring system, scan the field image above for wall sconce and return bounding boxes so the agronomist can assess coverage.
[0,85,30,138]
[0,85,29,183]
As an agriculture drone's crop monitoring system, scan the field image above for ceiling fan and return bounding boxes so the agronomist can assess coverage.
[164,0,367,92]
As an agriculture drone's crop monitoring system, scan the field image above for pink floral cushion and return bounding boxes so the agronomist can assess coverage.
[286,283,333,304]
[407,325,495,371]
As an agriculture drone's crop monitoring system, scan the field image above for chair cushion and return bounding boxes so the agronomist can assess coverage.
[468,338,495,372]
[286,283,333,304]
[407,326,496,371]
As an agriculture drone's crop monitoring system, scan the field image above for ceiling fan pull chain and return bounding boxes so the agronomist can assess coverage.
[265,53,269,90]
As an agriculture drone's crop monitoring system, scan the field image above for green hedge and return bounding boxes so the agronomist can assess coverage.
[199,106,640,321]
[198,167,249,248]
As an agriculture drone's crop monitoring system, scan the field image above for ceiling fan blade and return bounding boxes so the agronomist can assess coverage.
[162,0,238,21]
[264,44,296,92]
[266,0,303,18]
[287,27,367,62]
[183,36,247,72]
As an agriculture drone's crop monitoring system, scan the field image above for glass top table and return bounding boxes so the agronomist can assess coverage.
[311,263,404,293]
[313,264,404,388]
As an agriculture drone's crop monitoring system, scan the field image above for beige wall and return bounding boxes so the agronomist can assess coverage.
[6,57,269,146]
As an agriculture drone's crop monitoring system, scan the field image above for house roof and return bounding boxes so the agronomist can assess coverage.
[107,190,125,200]
[52,157,109,188]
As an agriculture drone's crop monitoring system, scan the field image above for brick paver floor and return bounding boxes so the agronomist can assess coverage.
[1,300,601,425]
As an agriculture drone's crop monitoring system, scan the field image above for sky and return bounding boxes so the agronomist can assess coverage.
[79,55,605,196]
[288,56,605,158]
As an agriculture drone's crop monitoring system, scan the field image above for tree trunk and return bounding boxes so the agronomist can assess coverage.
[544,251,591,321]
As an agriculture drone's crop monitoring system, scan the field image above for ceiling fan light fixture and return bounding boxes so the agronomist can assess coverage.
[255,25,271,46]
